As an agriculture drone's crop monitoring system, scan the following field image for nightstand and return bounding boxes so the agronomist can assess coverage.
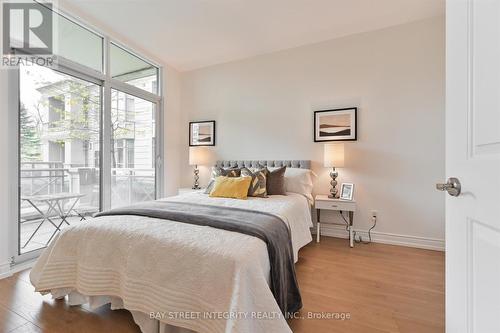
[315,195,356,247]
[178,188,205,195]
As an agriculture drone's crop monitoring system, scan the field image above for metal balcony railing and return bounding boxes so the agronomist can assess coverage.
[20,162,155,218]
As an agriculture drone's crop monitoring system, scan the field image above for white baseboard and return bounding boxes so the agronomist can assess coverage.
[0,261,12,280]
[316,224,445,251]
[10,259,36,275]
[0,259,36,280]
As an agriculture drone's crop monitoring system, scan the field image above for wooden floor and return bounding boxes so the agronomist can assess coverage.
[0,237,444,333]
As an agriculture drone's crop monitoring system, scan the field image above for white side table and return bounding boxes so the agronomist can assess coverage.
[314,195,356,247]
[178,188,205,195]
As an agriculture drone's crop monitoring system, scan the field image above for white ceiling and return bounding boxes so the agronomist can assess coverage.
[62,0,444,71]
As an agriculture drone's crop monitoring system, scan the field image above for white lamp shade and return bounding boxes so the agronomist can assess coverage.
[189,147,212,166]
[324,143,345,168]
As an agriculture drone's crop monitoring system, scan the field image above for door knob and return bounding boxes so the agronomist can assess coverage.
[436,177,461,197]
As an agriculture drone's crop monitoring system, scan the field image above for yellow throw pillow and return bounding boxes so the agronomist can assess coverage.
[209,176,252,199]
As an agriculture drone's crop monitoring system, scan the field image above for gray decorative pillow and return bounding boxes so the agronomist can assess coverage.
[204,167,241,193]
[266,166,287,195]
[241,167,268,197]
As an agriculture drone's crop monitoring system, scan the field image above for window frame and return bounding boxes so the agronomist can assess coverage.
[9,4,164,264]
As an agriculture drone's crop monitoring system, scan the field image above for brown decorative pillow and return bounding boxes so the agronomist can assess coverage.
[241,167,268,197]
[205,167,241,193]
[266,166,287,195]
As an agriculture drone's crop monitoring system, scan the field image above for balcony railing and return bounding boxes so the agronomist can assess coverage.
[111,168,156,206]
[19,163,154,253]
[20,162,155,218]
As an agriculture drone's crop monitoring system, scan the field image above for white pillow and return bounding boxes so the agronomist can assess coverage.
[268,167,315,204]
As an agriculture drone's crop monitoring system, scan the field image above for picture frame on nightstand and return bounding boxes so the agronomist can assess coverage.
[340,183,354,201]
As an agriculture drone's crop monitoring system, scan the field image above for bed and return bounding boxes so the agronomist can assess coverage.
[30,160,314,333]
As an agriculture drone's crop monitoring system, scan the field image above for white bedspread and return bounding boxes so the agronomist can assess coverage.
[30,192,312,333]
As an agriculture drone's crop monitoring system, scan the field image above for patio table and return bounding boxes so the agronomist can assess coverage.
[21,193,85,249]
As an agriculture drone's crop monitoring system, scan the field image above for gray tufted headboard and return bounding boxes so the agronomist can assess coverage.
[216,160,311,169]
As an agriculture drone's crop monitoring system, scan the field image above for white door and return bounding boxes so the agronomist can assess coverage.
[445,0,500,332]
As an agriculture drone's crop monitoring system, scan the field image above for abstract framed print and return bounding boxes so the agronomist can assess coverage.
[314,108,357,142]
[189,121,216,146]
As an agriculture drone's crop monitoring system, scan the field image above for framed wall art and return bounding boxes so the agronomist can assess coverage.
[189,121,216,146]
[314,107,357,142]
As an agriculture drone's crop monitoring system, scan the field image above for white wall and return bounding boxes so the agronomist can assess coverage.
[163,65,182,196]
[180,17,445,249]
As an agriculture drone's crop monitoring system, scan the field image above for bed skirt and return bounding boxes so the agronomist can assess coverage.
[51,289,196,333]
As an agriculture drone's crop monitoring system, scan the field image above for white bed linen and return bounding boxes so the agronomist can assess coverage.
[164,192,313,263]
[30,192,312,333]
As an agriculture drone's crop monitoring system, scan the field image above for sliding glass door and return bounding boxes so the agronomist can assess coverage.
[10,2,163,262]
[110,89,156,208]
[19,64,101,254]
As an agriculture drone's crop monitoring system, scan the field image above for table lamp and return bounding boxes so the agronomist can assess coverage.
[324,143,345,198]
[189,147,212,189]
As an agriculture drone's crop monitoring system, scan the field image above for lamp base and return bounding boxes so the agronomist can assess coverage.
[192,165,200,190]
[328,167,339,199]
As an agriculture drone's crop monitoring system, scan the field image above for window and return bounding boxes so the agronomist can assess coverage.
[110,43,158,94]
[14,5,162,260]
[152,137,156,168]
[55,10,103,72]
[48,96,65,126]
[125,97,135,122]
[48,141,65,162]
[111,90,156,208]
[94,150,100,168]
[114,139,135,168]
[33,1,104,72]
[152,81,158,95]
[19,64,101,254]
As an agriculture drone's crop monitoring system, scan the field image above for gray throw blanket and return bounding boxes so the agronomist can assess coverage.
[94,201,302,314]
